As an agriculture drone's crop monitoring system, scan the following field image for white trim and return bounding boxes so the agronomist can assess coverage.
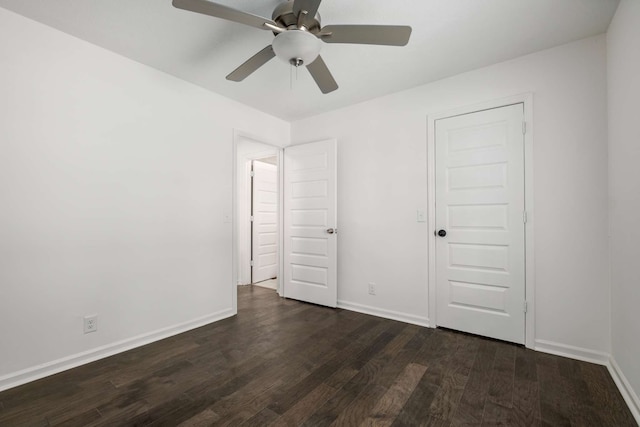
[277,148,284,297]
[427,113,437,329]
[608,357,640,423]
[534,339,609,365]
[426,92,535,349]
[337,300,430,328]
[0,308,234,393]
[522,95,535,350]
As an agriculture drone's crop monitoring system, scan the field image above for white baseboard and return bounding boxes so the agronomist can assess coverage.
[534,339,610,365]
[607,357,640,424]
[0,308,235,393]
[337,300,430,328]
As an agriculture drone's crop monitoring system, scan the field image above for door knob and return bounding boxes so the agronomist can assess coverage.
[437,229,447,237]
[326,228,336,234]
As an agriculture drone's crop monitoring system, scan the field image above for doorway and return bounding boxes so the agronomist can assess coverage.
[233,134,338,312]
[427,95,535,347]
[234,134,282,299]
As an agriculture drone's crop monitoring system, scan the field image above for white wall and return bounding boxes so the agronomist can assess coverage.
[0,8,289,388]
[292,35,610,356]
[607,0,640,417]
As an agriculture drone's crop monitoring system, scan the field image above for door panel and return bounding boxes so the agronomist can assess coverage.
[251,161,278,283]
[435,104,525,344]
[283,139,337,307]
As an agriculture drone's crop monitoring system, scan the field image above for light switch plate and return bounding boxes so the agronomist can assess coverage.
[417,209,426,223]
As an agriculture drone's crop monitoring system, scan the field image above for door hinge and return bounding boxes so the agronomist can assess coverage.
[522,121,527,135]
[250,215,254,222]
[250,260,254,267]
[250,170,255,177]
[524,301,528,313]
[523,211,528,224]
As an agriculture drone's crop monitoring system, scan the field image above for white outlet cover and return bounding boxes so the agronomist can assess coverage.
[83,315,98,334]
[368,283,376,295]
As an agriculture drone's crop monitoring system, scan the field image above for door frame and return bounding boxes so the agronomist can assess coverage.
[232,130,284,314]
[426,93,535,349]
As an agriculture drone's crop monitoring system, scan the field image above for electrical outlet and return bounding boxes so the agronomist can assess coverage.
[84,315,98,334]
[368,282,376,295]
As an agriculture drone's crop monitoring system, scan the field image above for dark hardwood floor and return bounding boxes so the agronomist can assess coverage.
[0,286,636,426]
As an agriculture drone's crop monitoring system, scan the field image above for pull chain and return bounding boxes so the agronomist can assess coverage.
[289,59,302,91]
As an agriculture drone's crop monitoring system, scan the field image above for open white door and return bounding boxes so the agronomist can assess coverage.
[251,160,278,284]
[283,139,337,308]
[435,104,526,344]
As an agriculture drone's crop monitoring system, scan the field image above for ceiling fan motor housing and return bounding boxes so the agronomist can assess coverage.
[272,1,322,32]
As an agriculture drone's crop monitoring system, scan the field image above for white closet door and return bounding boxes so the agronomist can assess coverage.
[435,104,526,344]
[251,160,278,283]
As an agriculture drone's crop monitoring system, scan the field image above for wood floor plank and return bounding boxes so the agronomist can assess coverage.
[512,378,540,427]
[481,401,516,426]
[327,325,424,426]
[556,356,606,426]
[536,352,572,426]
[391,330,460,426]
[272,383,338,426]
[426,334,480,422]
[266,318,386,416]
[451,339,498,425]
[581,362,638,427]
[486,343,516,408]
[301,325,404,426]
[176,408,220,427]
[108,341,201,388]
[330,384,388,427]
[414,330,454,384]
[512,347,541,426]
[390,378,440,427]
[361,363,428,427]
[0,286,636,426]
[0,378,117,426]
[241,406,280,425]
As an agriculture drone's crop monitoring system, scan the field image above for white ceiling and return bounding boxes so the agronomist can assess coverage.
[0,0,619,121]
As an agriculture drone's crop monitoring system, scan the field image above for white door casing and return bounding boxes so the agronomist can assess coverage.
[251,160,278,283]
[283,139,337,308]
[435,104,526,344]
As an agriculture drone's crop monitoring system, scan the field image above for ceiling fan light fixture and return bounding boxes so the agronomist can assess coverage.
[173,0,412,94]
[272,30,321,66]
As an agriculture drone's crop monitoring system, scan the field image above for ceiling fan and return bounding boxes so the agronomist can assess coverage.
[172,0,412,94]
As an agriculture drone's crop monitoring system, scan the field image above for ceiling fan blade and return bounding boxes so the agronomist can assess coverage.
[293,0,322,18]
[320,25,412,46]
[306,56,338,94]
[226,46,275,82]
[172,0,277,30]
